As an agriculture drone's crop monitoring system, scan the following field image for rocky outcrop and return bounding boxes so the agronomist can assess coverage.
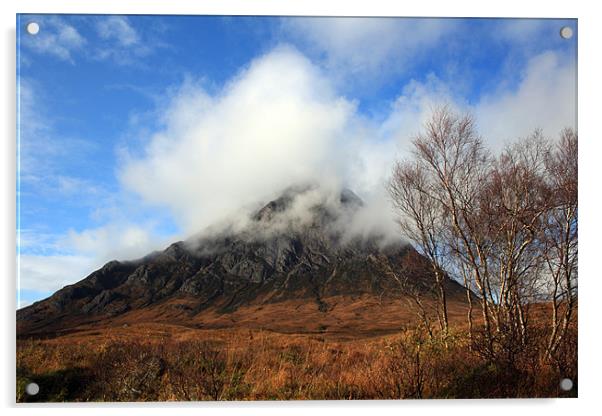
[17,187,468,337]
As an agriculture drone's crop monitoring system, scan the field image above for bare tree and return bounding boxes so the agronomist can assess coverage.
[413,107,495,353]
[388,160,451,342]
[478,132,551,347]
[388,107,493,348]
[388,106,578,365]
[543,128,578,363]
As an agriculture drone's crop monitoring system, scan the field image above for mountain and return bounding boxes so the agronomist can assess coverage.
[17,187,469,338]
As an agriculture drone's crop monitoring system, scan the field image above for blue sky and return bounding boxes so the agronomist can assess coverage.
[16,15,577,307]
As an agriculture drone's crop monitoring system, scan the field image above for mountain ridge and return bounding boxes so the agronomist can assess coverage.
[17,187,469,338]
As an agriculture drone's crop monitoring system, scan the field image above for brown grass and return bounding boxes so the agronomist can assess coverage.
[16,318,577,402]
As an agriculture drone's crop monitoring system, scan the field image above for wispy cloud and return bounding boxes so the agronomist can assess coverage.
[96,16,140,47]
[283,17,456,79]
[21,15,160,65]
[18,79,100,193]
[21,16,85,63]
[474,50,576,148]
[94,16,157,64]
[19,254,95,293]
[376,49,576,152]
[61,223,171,261]
[18,221,175,296]
[493,19,576,48]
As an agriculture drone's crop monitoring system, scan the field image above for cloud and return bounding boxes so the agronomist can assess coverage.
[343,73,462,197]
[474,51,576,149]
[21,16,85,63]
[96,16,140,47]
[494,19,550,43]
[18,80,51,182]
[61,223,170,261]
[21,15,157,65]
[283,17,456,77]
[18,222,174,296]
[492,19,577,49]
[117,45,467,246]
[94,16,155,64]
[55,176,103,197]
[19,254,95,293]
[18,79,103,199]
[17,227,162,305]
[379,74,458,145]
[120,45,362,235]
[378,50,576,152]
[120,45,576,246]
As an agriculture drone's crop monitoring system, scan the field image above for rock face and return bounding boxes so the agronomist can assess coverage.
[17,187,467,337]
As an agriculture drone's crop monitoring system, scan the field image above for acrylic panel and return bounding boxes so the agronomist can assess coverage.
[16,15,578,402]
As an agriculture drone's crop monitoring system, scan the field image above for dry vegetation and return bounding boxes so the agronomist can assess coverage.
[17,319,576,402]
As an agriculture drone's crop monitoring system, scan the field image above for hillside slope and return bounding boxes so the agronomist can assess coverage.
[17,187,469,338]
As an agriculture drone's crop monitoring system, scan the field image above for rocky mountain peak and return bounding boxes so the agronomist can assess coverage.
[252,185,363,224]
[17,185,469,338]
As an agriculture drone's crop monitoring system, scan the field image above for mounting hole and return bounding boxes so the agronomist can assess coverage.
[26,22,40,35]
[25,382,39,396]
[560,378,573,391]
[560,26,573,40]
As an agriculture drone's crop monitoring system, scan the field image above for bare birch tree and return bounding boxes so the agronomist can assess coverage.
[388,160,451,342]
[412,108,495,354]
[388,107,493,348]
[388,106,578,366]
[543,128,578,364]
[478,132,551,349]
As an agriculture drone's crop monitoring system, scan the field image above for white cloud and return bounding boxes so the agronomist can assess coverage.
[120,45,361,235]
[344,74,460,197]
[18,222,173,296]
[494,19,549,43]
[378,50,576,153]
[18,229,61,255]
[19,80,84,183]
[21,15,156,65]
[379,74,458,145]
[120,45,576,245]
[18,80,50,181]
[22,16,85,63]
[96,16,140,47]
[62,223,170,262]
[284,17,456,77]
[94,16,154,64]
[19,254,95,293]
[55,176,103,197]
[115,46,464,247]
[474,51,576,149]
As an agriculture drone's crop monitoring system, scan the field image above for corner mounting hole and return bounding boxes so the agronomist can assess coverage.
[26,22,40,35]
[560,378,573,391]
[560,26,573,40]
[25,382,39,396]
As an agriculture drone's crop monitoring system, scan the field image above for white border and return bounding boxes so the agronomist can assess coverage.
[2,1,600,415]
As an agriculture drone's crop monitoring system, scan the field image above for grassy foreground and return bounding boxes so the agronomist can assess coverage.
[17,323,576,402]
